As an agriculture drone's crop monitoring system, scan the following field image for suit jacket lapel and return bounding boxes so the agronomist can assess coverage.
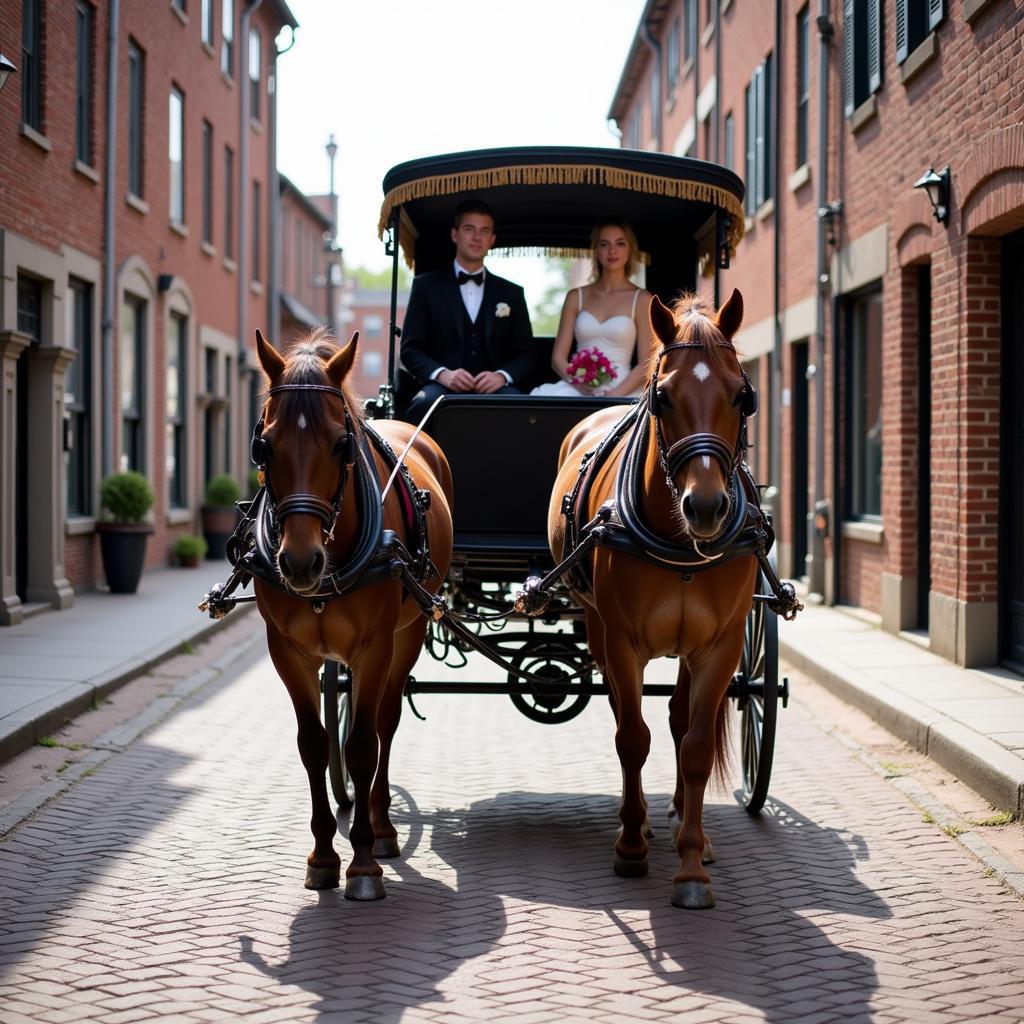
[444,271,466,344]
[481,275,496,345]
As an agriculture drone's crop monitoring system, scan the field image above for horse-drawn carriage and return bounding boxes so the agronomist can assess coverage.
[202,146,802,908]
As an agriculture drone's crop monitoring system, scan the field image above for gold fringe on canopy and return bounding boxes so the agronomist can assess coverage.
[377,163,746,267]
[491,244,650,264]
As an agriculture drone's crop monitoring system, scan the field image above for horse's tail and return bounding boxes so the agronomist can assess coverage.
[711,688,733,793]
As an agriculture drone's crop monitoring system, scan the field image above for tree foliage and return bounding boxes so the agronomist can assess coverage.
[531,258,575,336]
[345,263,412,292]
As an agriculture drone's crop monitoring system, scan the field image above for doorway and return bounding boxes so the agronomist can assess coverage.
[916,266,931,631]
[790,340,809,578]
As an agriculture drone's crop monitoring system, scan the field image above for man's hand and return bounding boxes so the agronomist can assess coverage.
[438,368,476,392]
[473,371,508,394]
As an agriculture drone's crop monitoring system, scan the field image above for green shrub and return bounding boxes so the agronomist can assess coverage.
[172,534,208,559]
[204,474,241,506]
[247,468,262,498]
[99,471,154,523]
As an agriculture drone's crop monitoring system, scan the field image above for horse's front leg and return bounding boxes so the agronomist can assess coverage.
[672,632,743,909]
[604,639,651,877]
[668,661,715,864]
[343,643,393,900]
[266,630,339,889]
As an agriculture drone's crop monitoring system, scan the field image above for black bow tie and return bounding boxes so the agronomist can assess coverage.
[457,270,484,286]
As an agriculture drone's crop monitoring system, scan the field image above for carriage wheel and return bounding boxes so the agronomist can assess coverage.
[736,571,779,815]
[507,640,593,725]
[322,660,354,810]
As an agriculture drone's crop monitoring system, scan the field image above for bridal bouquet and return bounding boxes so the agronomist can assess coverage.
[567,347,618,390]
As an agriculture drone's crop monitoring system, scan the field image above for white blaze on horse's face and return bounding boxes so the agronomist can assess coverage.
[297,413,307,430]
[692,361,711,383]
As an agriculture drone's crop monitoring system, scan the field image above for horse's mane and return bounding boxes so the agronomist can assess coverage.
[267,326,363,437]
[645,294,740,376]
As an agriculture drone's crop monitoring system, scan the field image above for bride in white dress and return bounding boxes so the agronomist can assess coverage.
[531,218,653,399]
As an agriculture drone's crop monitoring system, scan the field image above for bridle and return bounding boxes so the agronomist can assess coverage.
[646,340,758,500]
[250,383,358,544]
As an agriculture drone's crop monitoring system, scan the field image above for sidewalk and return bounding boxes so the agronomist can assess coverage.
[0,560,256,763]
[780,603,1024,817]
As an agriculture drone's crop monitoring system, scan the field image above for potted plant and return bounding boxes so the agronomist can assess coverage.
[201,473,241,560]
[172,533,208,568]
[96,471,155,594]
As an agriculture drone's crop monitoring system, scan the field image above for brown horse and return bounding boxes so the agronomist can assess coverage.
[252,327,453,900]
[548,290,756,909]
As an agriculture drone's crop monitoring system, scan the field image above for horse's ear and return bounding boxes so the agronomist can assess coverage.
[649,295,678,348]
[325,331,359,387]
[255,329,286,383]
[716,288,744,341]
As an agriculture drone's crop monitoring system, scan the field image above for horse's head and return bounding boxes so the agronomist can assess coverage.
[647,289,754,540]
[253,327,360,594]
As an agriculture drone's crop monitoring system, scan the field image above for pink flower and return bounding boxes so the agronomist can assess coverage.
[567,347,618,390]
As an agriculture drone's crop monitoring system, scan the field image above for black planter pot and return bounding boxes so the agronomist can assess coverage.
[96,523,153,594]
[201,505,240,560]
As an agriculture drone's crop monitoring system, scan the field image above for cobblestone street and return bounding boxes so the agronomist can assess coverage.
[2,640,1023,1024]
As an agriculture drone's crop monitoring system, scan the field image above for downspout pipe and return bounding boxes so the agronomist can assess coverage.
[770,0,782,504]
[810,1,834,596]
[237,0,263,369]
[101,0,120,478]
[714,0,721,161]
[268,26,296,347]
[638,21,662,149]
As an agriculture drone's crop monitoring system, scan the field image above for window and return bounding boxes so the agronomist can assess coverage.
[249,28,261,121]
[796,6,810,167]
[120,297,146,473]
[201,121,213,244]
[843,0,882,117]
[649,64,660,143]
[172,0,185,11]
[896,0,944,64]
[626,102,642,150]
[724,111,734,170]
[167,313,187,508]
[21,0,43,130]
[744,55,773,214]
[75,2,93,164]
[252,181,261,282]
[362,351,383,378]
[667,17,680,91]
[17,275,42,337]
[363,315,383,339]
[128,41,145,197]
[169,87,184,224]
[224,146,234,259]
[66,279,93,516]
[221,0,234,75]
[846,289,883,519]
[684,0,697,63]
[201,0,214,46]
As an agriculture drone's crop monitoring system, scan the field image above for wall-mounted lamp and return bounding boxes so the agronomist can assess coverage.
[913,165,950,226]
[0,54,17,94]
[816,199,843,247]
[157,273,174,293]
[813,499,830,537]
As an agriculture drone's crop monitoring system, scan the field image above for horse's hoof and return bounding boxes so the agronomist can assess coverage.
[671,880,715,909]
[304,864,340,890]
[643,817,655,839]
[702,840,716,864]
[344,875,386,901]
[613,855,649,878]
[373,837,401,858]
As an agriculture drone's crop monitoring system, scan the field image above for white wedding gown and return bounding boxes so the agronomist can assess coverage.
[531,287,643,398]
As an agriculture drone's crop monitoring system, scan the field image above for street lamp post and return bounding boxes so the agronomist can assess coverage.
[325,134,338,332]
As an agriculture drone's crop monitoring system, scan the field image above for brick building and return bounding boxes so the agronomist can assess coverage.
[339,281,409,400]
[609,0,1023,668]
[0,0,298,624]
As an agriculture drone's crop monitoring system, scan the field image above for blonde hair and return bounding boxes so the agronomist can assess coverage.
[590,218,639,280]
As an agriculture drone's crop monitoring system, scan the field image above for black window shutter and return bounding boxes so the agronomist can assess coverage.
[895,0,908,64]
[843,0,855,117]
[867,0,881,95]
[927,0,944,31]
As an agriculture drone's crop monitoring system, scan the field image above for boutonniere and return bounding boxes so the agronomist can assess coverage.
[495,302,511,318]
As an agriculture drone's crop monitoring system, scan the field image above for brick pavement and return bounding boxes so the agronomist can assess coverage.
[1,647,1023,1024]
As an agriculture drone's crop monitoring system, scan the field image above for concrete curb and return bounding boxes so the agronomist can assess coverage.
[0,604,256,766]
[780,634,1024,819]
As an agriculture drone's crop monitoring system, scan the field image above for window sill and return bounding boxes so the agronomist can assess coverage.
[755,197,775,223]
[65,516,97,537]
[170,2,188,26]
[849,94,878,134]
[744,215,755,234]
[964,0,997,22]
[841,519,884,544]
[74,160,100,184]
[200,240,217,258]
[202,41,216,59]
[125,192,150,216]
[221,70,235,89]
[701,22,715,47]
[223,257,237,274]
[665,88,677,115]
[900,33,937,85]
[169,220,189,238]
[788,163,811,193]
[682,57,694,81]
[20,123,52,153]
[166,506,192,526]
[250,280,265,296]
[250,117,264,135]
[721,0,733,13]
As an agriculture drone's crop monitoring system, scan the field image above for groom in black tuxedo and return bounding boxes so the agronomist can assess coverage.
[400,198,535,422]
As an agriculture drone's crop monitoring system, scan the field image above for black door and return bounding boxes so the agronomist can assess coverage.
[1002,232,1024,670]
[15,355,28,601]
[791,341,809,577]
[916,267,931,630]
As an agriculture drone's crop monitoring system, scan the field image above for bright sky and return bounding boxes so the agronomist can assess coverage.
[275,0,646,306]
